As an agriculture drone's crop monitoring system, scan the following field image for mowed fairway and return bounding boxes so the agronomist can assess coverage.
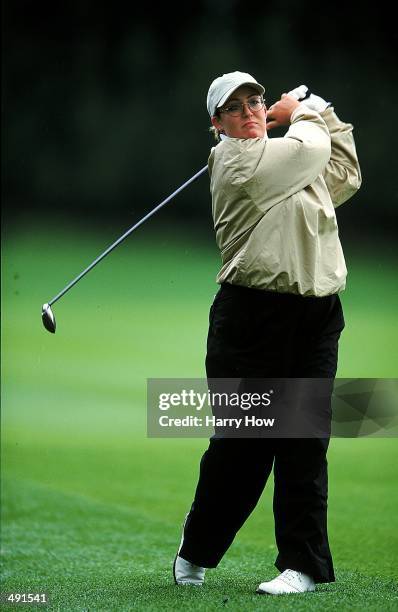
[2,225,398,611]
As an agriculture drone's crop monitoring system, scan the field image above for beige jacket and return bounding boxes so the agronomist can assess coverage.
[208,105,361,297]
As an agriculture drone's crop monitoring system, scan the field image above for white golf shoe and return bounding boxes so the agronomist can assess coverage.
[173,514,206,585]
[173,555,206,586]
[257,569,315,595]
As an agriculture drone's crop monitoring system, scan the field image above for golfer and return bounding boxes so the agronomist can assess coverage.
[173,71,361,595]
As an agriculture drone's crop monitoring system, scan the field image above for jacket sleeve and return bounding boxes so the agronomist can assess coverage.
[239,106,332,214]
[320,107,362,207]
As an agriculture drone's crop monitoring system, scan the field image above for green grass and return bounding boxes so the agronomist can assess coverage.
[1,226,398,610]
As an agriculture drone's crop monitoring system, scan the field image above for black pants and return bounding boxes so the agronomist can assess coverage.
[179,283,345,583]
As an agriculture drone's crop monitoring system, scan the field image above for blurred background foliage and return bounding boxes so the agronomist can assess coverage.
[2,0,397,243]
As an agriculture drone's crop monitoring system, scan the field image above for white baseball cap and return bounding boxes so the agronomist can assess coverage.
[207,71,265,117]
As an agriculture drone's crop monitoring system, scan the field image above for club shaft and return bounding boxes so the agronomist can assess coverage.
[48,165,208,307]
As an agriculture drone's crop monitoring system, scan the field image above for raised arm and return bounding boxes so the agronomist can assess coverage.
[320,107,362,207]
[286,85,362,207]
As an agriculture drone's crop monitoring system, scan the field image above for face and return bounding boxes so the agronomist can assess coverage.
[212,85,267,139]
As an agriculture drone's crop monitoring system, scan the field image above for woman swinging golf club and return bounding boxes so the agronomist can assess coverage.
[173,71,361,595]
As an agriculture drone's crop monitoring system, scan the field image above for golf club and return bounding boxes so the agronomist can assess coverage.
[41,165,208,333]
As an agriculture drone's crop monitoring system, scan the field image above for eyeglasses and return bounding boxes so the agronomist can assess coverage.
[219,96,265,117]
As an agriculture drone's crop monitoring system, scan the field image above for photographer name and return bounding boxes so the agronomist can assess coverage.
[158,415,275,428]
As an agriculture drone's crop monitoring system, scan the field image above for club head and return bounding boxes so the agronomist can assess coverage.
[42,303,56,333]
